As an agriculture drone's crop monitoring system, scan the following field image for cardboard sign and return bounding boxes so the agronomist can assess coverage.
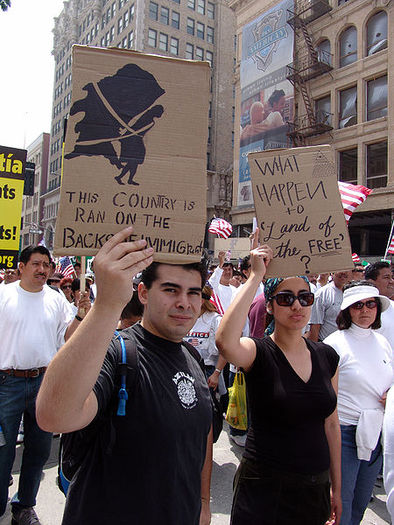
[214,238,251,259]
[0,145,26,269]
[249,145,353,277]
[54,46,210,263]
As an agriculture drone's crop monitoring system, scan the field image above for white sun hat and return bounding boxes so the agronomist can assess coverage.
[341,284,390,312]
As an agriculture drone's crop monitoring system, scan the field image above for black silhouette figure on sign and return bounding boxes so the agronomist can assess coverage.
[65,64,165,185]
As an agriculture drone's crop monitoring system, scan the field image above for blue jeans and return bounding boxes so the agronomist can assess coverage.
[0,372,52,516]
[340,424,382,525]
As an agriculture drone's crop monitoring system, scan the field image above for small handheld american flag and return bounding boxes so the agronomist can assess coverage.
[208,218,233,239]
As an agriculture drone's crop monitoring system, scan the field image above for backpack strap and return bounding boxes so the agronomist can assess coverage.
[114,329,139,416]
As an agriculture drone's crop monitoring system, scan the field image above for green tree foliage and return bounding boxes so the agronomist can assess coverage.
[0,0,11,11]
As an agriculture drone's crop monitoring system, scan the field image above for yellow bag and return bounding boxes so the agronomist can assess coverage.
[225,372,247,430]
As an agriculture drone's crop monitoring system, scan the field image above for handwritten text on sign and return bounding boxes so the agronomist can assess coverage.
[249,146,353,278]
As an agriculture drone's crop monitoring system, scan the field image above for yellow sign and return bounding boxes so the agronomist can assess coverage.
[0,145,26,269]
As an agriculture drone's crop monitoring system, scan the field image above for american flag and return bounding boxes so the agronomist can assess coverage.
[56,256,75,278]
[338,182,373,222]
[208,218,233,239]
[209,289,224,315]
[352,253,361,264]
[388,235,394,255]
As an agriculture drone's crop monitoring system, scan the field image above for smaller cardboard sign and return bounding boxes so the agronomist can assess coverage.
[54,46,210,264]
[249,145,353,278]
[214,238,251,259]
[0,145,26,269]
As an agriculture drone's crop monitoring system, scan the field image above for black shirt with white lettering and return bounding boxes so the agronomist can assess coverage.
[62,323,212,525]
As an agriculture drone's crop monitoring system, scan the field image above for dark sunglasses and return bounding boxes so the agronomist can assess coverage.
[271,291,314,307]
[350,300,377,310]
[61,285,72,289]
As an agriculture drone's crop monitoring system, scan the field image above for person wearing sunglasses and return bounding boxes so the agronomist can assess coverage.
[216,230,341,525]
[60,277,74,303]
[324,281,392,525]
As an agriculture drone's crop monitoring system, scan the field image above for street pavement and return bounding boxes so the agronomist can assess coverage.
[0,423,390,525]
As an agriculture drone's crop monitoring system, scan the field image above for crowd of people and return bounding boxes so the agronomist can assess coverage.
[0,227,393,525]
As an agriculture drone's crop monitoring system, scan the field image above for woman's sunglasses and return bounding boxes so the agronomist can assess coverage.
[350,300,377,310]
[61,285,72,290]
[271,291,314,307]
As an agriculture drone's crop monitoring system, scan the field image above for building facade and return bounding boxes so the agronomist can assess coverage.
[20,133,50,250]
[230,0,393,259]
[44,0,235,251]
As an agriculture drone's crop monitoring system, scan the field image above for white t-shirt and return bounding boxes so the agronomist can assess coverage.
[0,281,73,369]
[208,267,237,311]
[383,386,394,521]
[377,300,394,350]
[324,323,393,425]
[310,282,343,340]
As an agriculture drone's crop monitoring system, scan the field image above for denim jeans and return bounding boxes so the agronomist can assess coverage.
[340,424,382,525]
[0,372,52,516]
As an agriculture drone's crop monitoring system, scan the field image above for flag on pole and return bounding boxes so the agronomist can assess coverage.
[208,218,233,239]
[338,182,373,222]
[210,289,225,315]
[388,234,394,256]
[56,256,75,278]
[352,253,361,264]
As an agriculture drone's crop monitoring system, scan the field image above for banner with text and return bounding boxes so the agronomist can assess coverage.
[54,46,209,263]
[0,145,26,269]
[249,145,353,277]
[238,0,294,207]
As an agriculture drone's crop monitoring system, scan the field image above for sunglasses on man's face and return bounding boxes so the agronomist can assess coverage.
[271,291,314,307]
[350,300,377,310]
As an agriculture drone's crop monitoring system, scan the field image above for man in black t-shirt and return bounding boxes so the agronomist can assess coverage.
[36,227,213,525]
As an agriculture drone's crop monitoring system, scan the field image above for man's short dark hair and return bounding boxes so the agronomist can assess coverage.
[268,89,285,107]
[141,262,207,289]
[120,293,144,320]
[364,261,390,281]
[19,245,51,265]
[336,280,382,330]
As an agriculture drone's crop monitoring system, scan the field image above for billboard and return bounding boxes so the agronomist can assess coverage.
[238,0,294,206]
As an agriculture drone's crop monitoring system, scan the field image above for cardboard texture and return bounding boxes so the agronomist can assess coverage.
[54,46,210,263]
[249,145,353,278]
[214,238,251,259]
[0,145,26,269]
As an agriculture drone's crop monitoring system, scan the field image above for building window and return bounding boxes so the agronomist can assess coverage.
[209,101,212,118]
[366,141,387,188]
[195,46,204,60]
[171,11,180,29]
[130,4,134,19]
[207,26,214,44]
[316,39,331,66]
[339,148,357,185]
[197,0,205,15]
[149,1,158,20]
[208,126,211,144]
[159,32,168,51]
[185,43,194,59]
[206,50,213,66]
[172,0,180,4]
[367,75,387,121]
[118,16,123,34]
[366,11,387,56]
[122,35,128,47]
[187,0,195,9]
[123,9,129,26]
[160,6,169,24]
[109,25,115,42]
[197,22,204,39]
[111,1,116,17]
[148,28,157,47]
[315,95,332,126]
[207,1,214,19]
[128,30,134,48]
[339,86,357,128]
[187,18,195,35]
[170,37,179,55]
[339,26,357,67]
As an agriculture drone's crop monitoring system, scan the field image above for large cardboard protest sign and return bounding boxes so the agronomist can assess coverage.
[0,145,26,269]
[54,46,210,263]
[249,145,353,277]
[214,238,251,259]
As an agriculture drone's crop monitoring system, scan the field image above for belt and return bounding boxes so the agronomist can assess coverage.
[1,367,47,378]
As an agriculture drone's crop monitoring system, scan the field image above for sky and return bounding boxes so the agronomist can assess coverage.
[0,0,65,150]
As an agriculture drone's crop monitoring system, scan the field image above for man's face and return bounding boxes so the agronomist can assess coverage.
[220,264,233,285]
[333,271,351,290]
[373,267,394,297]
[19,253,51,292]
[4,269,19,284]
[139,264,203,343]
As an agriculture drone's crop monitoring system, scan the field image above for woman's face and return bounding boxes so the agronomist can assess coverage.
[61,283,73,301]
[269,277,312,331]
[348,297,378,328]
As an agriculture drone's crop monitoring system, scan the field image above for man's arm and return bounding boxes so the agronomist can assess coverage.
[307,323,321,342]
[36,227,154,434]
[64,291,91,341]
[199,426,213,525]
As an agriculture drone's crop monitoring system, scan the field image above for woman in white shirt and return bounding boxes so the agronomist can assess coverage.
[324,281,392,525]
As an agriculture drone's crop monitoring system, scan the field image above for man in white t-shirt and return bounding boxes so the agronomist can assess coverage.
[208,251,237,311]
[366,261,394,348]
[0,245,90,525]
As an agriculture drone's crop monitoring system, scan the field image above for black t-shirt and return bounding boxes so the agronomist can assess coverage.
[243,336,339,475]
[62,323,212,525]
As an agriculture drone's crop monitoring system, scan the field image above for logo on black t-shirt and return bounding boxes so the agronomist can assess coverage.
[172,371,198,409]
